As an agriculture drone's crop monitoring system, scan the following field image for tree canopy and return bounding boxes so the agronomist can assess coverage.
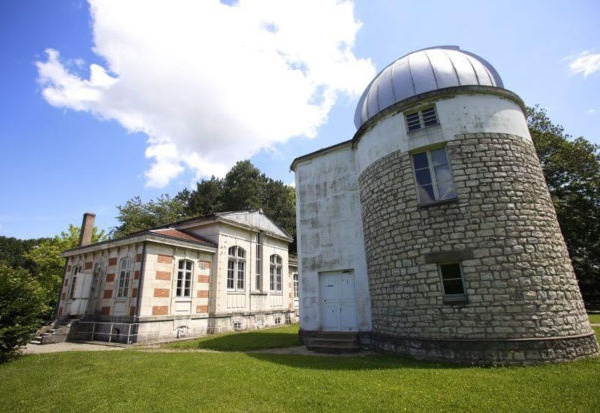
[113,161,297,252]
[527,105,600,308]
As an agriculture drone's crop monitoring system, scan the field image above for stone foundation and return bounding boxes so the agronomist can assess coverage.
[369,332,599,365]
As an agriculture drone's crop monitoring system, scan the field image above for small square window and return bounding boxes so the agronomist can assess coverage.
[439,263,467,304]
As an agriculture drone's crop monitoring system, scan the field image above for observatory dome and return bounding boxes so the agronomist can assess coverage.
[354,46,504,128]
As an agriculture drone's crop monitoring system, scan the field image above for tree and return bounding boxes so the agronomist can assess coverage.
[24,225,106,319]
[185,176,224,216]
[527,105,600,308]
[114,160,298,253]
[0,265,48,362]
[111,194,189,238]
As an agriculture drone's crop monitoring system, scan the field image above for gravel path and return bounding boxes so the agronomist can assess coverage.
[22,342,125,354]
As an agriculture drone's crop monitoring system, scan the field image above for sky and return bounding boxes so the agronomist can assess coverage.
[1,0,599,239]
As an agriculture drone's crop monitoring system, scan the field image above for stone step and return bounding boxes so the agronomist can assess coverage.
[30,339,42,345]
[307,342,361,354]
[308,337,358,345]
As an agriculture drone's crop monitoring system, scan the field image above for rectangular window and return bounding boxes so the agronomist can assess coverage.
[293,273,299,298]
[69,265,81,299]
[237,261,245,290]
[177,259,193,297]
[412,147,456,204]
[439,263,467,303]
[255,244,261,290]
[405,105,438,131]
[117,258,130,297]
[227,260,235,289]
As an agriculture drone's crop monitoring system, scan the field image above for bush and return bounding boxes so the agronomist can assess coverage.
[0,265,48,362]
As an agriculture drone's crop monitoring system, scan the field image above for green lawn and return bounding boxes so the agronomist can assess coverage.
[589,313,600,324]
[163,324,300,351]
[0,326,598,412]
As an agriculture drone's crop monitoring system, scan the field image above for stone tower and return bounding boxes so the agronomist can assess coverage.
[292,46,598,364]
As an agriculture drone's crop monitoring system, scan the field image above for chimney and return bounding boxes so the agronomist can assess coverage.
[78,213,96,247]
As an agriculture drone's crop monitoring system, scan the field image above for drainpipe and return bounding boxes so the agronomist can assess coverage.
[134,242,148,340]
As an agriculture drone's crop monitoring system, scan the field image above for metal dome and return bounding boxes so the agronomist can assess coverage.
[354,46,504,129]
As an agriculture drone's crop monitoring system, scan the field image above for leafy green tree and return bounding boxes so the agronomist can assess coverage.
[112,194,189,238]
[0,265,48,362]
[185,176,224,216]
[114,160,298,252]
[0,236,49,273]
[24,225,106,319]
[527,105,600,307]
[221,161,265,211]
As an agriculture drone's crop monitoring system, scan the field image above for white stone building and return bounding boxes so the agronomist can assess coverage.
[57,210,298,344]
[292,46,598,364]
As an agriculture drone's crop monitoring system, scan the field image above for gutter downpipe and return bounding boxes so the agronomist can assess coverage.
[134,241,148,343]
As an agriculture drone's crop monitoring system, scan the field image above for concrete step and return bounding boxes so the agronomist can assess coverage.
[307,343,361,354]
[304,331,361,354]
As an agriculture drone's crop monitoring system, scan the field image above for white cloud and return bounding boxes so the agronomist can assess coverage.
[586,108,596,115]
[567,51,600,77]
[36,0,375,187]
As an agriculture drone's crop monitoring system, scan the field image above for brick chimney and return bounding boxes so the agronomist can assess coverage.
[78,213,96,247]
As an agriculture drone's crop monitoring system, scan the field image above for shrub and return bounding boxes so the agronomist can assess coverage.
[0,265,48,362]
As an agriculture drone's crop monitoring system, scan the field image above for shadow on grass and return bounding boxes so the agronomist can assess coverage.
[245,352,470,371]
[166,332,300,352]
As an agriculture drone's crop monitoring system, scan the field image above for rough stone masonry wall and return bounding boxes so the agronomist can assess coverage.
[357,132,598,364]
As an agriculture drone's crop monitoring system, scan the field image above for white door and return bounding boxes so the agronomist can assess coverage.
[319,272,358,331]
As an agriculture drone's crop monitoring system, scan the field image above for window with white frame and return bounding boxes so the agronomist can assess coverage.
[176,259,193,297]
[439,263,467,302]
[117,257,131,298]
[69,265,81,299]
[255,238,262,290]
[405,105,438,131]
[412,147,456,204]
[227,246,246,291]
[270,254,282,292]
[293,273,299,298]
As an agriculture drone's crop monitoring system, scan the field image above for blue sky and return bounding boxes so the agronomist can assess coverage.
[1,0,599,239]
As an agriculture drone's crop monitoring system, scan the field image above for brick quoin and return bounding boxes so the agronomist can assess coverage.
[108,257,118,266]
[129,306,136,316]
[198,275,210,283]
[156,271,171,280]
[103,289,113,299]
[61,292,66,300]
[154,288,170,298]
[197,290,209,298]
[157,254,173,264]
[132,288,138,298]
[64,278,68,286]
[101,306,110,315]
[85,262,93,270]
[67,265,71,272]
[196,305,208,313]
[106,273,115,282]
[152,306,168,315]
[134,270,140,280]
[136,254,142,262]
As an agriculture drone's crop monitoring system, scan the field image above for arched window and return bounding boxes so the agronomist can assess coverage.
[117,257,131,297]
[227,246,245,291]
[177,259,193,297]
[270,254,282,292]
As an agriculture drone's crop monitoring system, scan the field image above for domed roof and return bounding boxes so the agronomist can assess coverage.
[354,46,504,128]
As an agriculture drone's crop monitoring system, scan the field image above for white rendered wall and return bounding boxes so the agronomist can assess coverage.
[355,94,531,175]
[295,145,372,332]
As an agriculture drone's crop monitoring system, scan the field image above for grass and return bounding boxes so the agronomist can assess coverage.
[162,324,300,351]
[1,348,599,412]
[0,326,597,411]
[589,313,600,324]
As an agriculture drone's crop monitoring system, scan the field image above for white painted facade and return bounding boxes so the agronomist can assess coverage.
[294,145,372,332]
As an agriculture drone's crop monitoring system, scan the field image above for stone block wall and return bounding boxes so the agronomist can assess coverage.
[357,132,598,363]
